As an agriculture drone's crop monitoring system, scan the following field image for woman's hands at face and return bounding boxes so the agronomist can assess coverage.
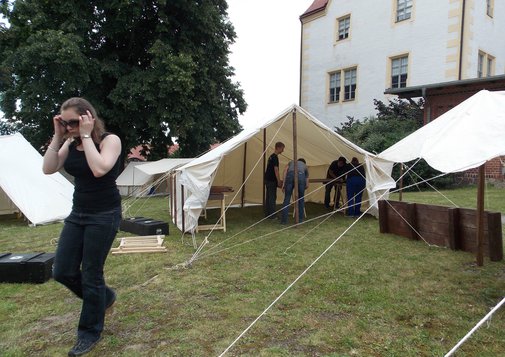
[53,114,66,137]
[79,110,95,136]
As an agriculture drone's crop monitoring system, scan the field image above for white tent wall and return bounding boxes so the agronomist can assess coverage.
[116,162,153,197]
[0,187,18,215]
[176,105,395,233]
[0,133,73,225]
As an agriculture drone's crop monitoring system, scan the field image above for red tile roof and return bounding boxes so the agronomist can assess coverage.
[300,0,329,19]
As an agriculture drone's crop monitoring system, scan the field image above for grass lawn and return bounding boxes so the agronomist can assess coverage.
[0,185,504,356]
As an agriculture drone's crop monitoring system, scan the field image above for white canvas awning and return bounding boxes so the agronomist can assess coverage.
[378,90,505,173]
[174,105,395,233]
[0,133,73,225]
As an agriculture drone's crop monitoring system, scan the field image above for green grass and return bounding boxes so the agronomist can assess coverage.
[0,185,504,356]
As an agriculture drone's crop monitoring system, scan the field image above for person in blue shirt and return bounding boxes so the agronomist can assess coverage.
[346,157,366,217]
[280,158,309,224]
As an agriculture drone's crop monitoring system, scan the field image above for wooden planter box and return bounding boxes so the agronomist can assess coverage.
[378,200,503,261]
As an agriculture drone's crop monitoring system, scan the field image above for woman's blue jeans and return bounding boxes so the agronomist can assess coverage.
[281,172,306,224]
[53,207,121,342]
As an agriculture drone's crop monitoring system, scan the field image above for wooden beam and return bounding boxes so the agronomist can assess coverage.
[241,142,247,207]
[263,128,266,207]
[476,164,485,266]
[292,108,299,225]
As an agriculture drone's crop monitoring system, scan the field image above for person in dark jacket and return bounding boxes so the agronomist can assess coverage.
[324,156,348,209]
[43,97,122,356]
[264,141,285,219]
[346,157,366,217]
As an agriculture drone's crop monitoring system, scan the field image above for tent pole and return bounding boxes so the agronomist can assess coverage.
[173,174,177,227]
[292,108,299,225]
[241,142,247,207]
[476,164,485,266]
[399,164,404,202]
[181,184,185,233]
[263,129,267,208]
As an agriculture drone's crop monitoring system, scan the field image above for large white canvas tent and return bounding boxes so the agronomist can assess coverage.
[378,90,505,266]
[174,105,395,233]
[378,90,505,172]
[0,133,73,225]
[117,158,193,197]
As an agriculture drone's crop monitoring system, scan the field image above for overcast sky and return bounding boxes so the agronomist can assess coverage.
[227,0,310,129]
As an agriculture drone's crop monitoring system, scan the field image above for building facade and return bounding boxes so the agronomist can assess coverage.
[299,0,505,128]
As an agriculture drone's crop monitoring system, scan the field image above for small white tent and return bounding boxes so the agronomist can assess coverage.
[378,90,505,172]
[117,158,193,197]
[174,105,395,233]
[0,133,73,225]
[116,162,152,197]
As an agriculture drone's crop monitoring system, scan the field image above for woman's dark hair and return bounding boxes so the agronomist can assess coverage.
[61,97,105,144]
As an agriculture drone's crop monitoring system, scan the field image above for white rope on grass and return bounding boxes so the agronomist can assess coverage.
[444,297,505,357]
[199,170,350,258]
[218,159,420,356]
[218,205,374,357]
[407,166,459,207]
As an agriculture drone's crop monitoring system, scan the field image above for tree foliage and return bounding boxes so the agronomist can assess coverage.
[0,0,246,158]
[337,98,454,189]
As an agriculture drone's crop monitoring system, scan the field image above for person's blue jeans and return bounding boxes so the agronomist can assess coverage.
[264,180,278,218]
[53,207,121,342]
[346,176,366,216]
[281,172,306,224]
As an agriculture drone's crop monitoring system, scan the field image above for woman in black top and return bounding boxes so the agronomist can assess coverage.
[43,97,122,356]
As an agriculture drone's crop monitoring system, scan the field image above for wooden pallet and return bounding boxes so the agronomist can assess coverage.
[111,235,167,254]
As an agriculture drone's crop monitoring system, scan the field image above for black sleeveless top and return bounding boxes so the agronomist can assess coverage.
[64,133,121,213]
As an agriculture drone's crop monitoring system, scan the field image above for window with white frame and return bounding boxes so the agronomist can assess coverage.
[344,68,357,100]
[337,15,351,40]
[329,72,341,103]
[478,52,484,78]
[328,68,357,103]
[487,55,495,77]
[478,51,494,78]
[391,55,408,88]
[487,0,494,17]
[396,0,413,22]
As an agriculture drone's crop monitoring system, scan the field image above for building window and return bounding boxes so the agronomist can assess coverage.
[396,0,413,22]
[487,0,494,17]
[328,68,357,103]
[478,51,494,78]
[337,15,351,40]
[329,72,341,103]
[391,56,408,88]
[478,53,484,78]
[487,55,495,77]
[344,68,357,100]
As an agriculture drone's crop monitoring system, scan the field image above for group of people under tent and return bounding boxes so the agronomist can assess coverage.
[263,141,367,224]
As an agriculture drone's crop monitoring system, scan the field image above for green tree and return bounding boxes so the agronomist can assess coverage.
[0,0,246,159]
[337,98,454,189]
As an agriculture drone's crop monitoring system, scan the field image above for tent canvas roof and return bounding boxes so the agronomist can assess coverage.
[0,133,73,225]
[136,158,193,176]
[378,90,505,172]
